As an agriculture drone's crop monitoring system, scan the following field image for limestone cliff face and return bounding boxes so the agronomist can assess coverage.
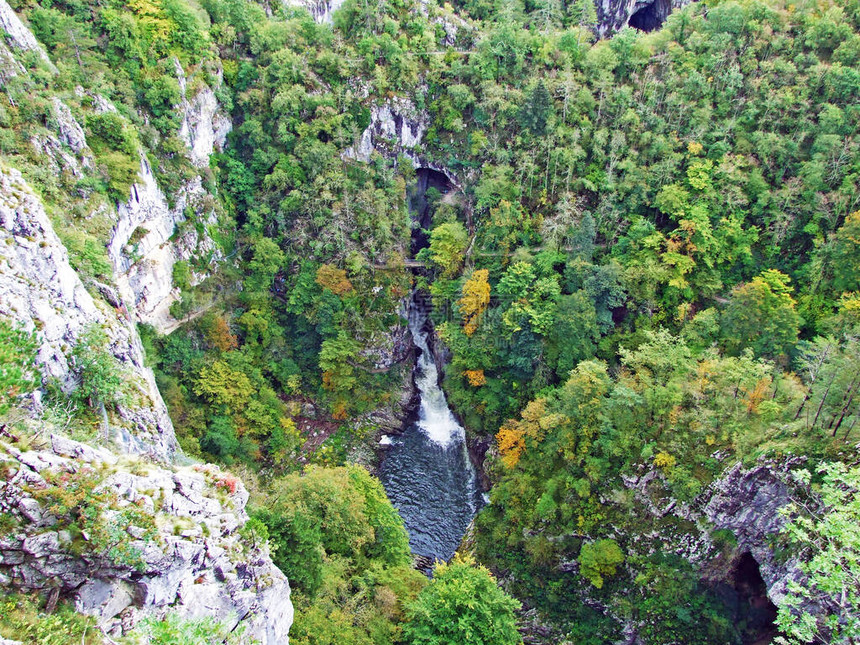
[282,0,346,24]
[107,64,231,334]
[701,460,803,609]
[0,433,293,643]
[612,457,807,642]
[344,97,460,188]
[596,0,692,37]
[0,167,177,460]
[0,6,293,641]
[0,0,55,69]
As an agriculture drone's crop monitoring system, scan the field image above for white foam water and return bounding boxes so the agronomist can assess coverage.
[408,302,466,447]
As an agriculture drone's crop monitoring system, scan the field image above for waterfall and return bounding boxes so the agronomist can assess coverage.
[408,295,465,447]
[379,292,483,568]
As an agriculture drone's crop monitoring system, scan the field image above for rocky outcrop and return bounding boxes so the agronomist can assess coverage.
[701,460,802,608]
[29,100,92,178]
[344,97,460,187]
[0,0,55,70]
[176,60,232,168]
[0,433,292,643]
[596,0,692,37]
[0,166,177,460]
[0,40,24,83]
[282,0,346,24]
[345,98,427,163]
[616,458,803,638]
[51,98,89,158]
[105,66,230,332]
[109,157,199,329]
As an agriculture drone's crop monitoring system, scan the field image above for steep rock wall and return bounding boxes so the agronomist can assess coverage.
[701,460,802,608]
[614,457,805,641]
[0,0,55,69]
[106,67,231,333]
[0,433,293,643]
[344,97,460,188]
[0,166,177,460]
[596,0,692,36]
[282,0,346,24]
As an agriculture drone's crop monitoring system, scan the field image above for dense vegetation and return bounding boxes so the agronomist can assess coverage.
[2,0,859,640]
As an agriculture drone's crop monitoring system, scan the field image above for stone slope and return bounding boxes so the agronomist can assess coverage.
[0,432,293,643]
[0,166,177,460]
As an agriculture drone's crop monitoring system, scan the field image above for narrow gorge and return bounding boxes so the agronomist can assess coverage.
[1,0,859,641]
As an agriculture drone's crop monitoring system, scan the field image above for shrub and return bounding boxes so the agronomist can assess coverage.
[403,554,521,645]
[0,593,100,645]
[0,319,37,415]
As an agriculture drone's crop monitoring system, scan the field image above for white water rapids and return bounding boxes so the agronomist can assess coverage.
[379,293,482,567]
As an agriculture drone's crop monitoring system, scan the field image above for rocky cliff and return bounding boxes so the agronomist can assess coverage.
[0,2,293,640]
[0,431,292,643]
[105,64,231,334]
[609,457,806,642]
[0,166,177,461]
[596,0,692,36]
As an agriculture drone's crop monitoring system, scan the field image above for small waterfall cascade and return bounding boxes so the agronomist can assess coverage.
[379,291,483,568]
[408,293,464,446]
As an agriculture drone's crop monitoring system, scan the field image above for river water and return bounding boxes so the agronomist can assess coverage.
[379,293,483,567]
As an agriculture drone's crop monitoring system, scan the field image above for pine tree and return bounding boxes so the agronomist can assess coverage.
[518,81,553,136]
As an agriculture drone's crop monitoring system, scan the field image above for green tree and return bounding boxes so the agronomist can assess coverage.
[404,555,522,645]
[255,465,411,595]
[0,320,37,415]
[578,538,625,589]
[71,326,125,412]
[775,463,860,645]
[518,81,553,136]
[829,211,860,293]
[422,222,469,278]
[721,270,801,360]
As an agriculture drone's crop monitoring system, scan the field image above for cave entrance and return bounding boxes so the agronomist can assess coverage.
[732,552,778,644]
[628,0,670,32]
[409,168,452,255]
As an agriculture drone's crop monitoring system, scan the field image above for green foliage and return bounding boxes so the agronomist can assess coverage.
[0,593,100,645]
[518,81,553,136]
[721,270,801,361]
[9,0,860,640]
[775,463,860,645]
[130,613,246,645]
[403,554,522,645]
[578,538,624,588]
[70,326,126,411]
[255,465,422,645]
[423,221,469,278]
[0,320,37,415]
[33,468,156,571]
[828,211,860,293]
[256,465,411,595]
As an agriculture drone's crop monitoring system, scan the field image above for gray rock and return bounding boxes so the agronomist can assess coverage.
[701,460,800,607]
[105,63,230,334]
[596,0,692,37]
[50,98,88,156]
[0,0,55,69]
[76,579,133,623]
[0,168,178,461]
[1,444,293,643]
[51,434,117,465]
[282,0,346,24]
[22,532,60,558]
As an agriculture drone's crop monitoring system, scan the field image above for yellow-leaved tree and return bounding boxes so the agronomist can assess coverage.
[458,269,490,336]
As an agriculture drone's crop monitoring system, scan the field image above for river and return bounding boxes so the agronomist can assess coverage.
[379,292,483,569]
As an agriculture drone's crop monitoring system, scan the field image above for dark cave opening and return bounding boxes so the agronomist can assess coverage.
[409,168,452,255]
[732,552,779,644]
[628,0,670,32]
